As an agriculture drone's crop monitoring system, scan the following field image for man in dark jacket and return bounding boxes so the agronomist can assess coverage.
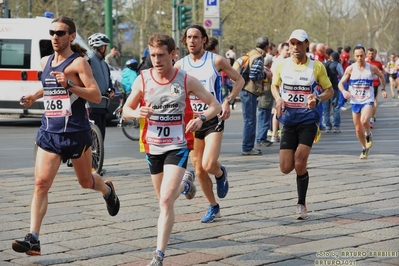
[323,51,344,133]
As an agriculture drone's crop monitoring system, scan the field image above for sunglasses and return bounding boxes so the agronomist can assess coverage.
[49,30,68,37]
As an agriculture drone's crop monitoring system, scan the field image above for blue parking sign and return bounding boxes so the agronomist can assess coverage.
[207,0,217,6]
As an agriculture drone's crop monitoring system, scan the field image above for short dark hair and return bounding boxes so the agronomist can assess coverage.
[344,46,351,53]
[353,46,365,53]
[326,48,334,56]
[256,36,269,49]
[229,45,234,49]
[148,34,176,53]
[281,42,289,49]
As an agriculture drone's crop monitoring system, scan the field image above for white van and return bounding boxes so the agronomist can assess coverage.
[0,16,92,117]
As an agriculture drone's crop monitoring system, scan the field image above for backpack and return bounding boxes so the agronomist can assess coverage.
[324,60,339,88]
[233,50,262,82]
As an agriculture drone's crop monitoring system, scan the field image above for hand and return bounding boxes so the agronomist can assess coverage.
[343,90,351,100]
[108,90,115,99]
[275,98,285,118]
[218,101,231,120]
[307,94,317,109]
[381,90,388,99]
[50,71,67,88]
[20,95,35,108]
[185,117,203,133]
[139,104,154,118]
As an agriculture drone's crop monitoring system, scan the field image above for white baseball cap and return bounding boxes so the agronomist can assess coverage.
[289,29,309,42]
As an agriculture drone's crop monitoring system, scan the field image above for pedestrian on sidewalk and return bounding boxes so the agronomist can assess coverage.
[271,29,333,220]
[12,16,120,256]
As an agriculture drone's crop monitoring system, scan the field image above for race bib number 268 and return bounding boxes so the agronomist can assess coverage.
[43,87,72,117]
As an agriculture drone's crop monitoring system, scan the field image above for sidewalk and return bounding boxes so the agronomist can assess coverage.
[1,147,398,265]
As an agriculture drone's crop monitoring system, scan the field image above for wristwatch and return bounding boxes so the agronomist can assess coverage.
[225,97,235,105]
[65,79,74,90]
[199,115,206,122]
[315,94,321,105]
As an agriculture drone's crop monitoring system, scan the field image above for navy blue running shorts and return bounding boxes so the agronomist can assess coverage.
[146,148,190,175]
[351,102,373,114]
[195,115,224,140]
[280,123,318,150]
[36,129,92,163]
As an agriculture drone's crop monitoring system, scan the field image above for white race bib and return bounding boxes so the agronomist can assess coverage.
[146,114,184,145]
[43,87,72,117]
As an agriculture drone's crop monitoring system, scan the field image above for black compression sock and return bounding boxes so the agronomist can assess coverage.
[297,171,309,205]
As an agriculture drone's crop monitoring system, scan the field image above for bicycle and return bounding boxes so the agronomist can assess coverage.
[90,119,104,174]
[113,92,140,141]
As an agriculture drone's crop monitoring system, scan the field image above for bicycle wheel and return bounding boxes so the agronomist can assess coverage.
[91,123,104,174]
[122,118,140,141]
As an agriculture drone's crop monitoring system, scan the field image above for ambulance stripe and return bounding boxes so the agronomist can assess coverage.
[0,70,40,81]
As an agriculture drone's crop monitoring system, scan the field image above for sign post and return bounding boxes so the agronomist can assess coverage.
[203,0,220,31]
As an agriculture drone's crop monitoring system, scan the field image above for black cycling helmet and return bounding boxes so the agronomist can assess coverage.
[125,59,138,71]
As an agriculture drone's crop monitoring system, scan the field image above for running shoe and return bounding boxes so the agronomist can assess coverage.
[104,180,120,216]
[12,233,41,255]
[370,118,374,129]
[360,148,369,159]
[366,133,373,148]
[314,126,321,143]
[333,127,341,133]
[324,128,332,133]
[216,165,229,198]
[201,204,221,223]
[257,140,273,147]
[242,148,262,155]
[182,170,196,200]
[147,252,163,266]
[271,136,280,143]
[296,204,308,220]
[267,130,273,137]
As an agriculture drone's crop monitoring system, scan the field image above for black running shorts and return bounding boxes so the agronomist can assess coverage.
[146,148,190,175]
[280,123,318,150]
[195,115,224,140]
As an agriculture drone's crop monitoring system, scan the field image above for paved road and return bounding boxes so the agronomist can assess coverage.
[0,98,399,265]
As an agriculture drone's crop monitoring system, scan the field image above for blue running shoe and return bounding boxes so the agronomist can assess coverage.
[216,165,229,198]
[201,204,221,223]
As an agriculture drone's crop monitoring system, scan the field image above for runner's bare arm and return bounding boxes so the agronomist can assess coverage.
[215,55,244,100]
[215,55,245,120]
[123,75,144,119]
[338,66,353,100]
[185,75,222,132]
[59,57,101,103]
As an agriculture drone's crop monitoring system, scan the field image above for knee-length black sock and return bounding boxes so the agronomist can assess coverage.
[297,171,309,205]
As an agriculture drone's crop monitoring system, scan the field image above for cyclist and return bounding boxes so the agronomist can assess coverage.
[121,59,138,97]
[87,33,115,141]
